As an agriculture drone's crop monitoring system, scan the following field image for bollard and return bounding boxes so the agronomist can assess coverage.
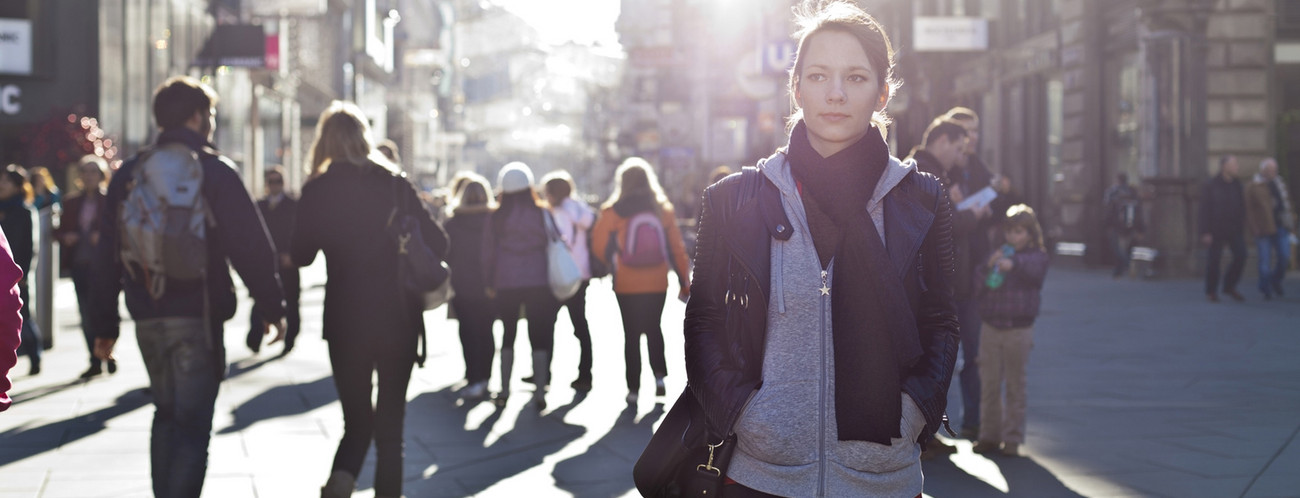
[36,206,56,349]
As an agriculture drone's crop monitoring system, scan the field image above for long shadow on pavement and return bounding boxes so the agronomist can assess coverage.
[553,401,666,497]
[399,389,588,496]
[215,376,337,435]
[0,388,152,467]
[922,454,1086,497]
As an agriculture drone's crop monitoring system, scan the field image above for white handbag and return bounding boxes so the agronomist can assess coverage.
[543,211,583,301]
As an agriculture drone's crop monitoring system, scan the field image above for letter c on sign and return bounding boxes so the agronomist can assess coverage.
[1,85,20,115]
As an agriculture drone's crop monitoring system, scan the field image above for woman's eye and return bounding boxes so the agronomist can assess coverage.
[807,73,826,82]
[849,74,869,83]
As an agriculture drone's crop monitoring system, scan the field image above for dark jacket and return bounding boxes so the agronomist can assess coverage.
[684,157,960,448]
[1199,174,1245,238]
[909,149,983,300]
[55,190,108,271]
[975,247,1050,329]
[258,194,298,260]
[0,198,32,276]
[91,128,286,343]
[444,209,490,300]
[481,200,548,291]
[291,161,447,354]
[1102,183,1144,235]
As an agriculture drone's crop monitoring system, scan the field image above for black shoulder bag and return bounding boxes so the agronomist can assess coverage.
[386,173,451,366]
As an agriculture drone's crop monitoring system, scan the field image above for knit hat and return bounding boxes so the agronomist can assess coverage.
[497,162,534,194]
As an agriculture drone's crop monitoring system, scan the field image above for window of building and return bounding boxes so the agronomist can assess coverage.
[1279,0,1300,38]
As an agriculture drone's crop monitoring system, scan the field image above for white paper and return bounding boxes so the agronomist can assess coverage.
[956,186,998,211]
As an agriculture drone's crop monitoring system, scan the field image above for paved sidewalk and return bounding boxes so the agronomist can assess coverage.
[1,263,1297,497]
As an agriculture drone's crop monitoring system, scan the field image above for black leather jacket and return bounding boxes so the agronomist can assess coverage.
[684,164,960,445]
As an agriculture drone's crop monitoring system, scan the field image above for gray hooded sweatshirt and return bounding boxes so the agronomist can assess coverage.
[726,152,929,498]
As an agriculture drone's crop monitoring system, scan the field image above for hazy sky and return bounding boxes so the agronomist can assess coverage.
[491,0,622,47]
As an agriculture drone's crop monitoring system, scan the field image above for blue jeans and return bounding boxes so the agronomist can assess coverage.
[136,317,219,498]
[1109,231,1133,277]
[1256,227,1291,295]
[956,298,982,431]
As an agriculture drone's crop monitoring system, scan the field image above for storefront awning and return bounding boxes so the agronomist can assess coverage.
[194,24,265,68]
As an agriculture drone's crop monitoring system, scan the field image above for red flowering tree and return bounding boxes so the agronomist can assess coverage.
[18,111,120,191]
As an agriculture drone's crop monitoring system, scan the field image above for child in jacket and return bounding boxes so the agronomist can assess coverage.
[973,204,1050,457]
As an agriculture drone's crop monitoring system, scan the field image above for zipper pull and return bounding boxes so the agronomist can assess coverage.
[819,270,830,296]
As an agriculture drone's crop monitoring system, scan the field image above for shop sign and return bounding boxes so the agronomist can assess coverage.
[0,84,19,115]
[0,18,33,75]
[914,17,988,52]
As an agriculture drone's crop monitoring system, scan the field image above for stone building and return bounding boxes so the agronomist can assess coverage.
[872,0,1283,275]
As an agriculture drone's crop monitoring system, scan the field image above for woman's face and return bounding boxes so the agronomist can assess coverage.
[0,176,17,200]
[794,30,885,157]
[80,165,104,189]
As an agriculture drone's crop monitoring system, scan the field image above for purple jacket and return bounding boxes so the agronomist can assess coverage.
[482,205,548,290]
[976,247,1049,329]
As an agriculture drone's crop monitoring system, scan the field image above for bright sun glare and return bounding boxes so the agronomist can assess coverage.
[491,0,621,47]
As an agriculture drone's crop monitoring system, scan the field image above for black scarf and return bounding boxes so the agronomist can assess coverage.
[788,121,910,444]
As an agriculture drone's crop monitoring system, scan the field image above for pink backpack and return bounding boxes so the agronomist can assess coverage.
[620,211,668,267]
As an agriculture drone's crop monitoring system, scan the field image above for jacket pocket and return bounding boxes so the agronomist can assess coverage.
[830,393,926,474]
[733,380,819,466]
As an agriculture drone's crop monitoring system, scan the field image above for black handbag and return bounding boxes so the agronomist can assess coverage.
[387,174,450,296]
[634,386,736,497]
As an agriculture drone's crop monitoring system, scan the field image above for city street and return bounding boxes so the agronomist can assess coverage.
[1,260,1298,497]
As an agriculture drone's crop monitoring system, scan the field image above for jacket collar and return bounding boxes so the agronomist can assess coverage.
[156,128,215,153]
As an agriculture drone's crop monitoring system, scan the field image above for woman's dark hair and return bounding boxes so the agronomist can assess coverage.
[1003,204,1044,250]
[492,189,543,236]
[2,164,33,203]
[153,76,218,131]
[787,0,899,131]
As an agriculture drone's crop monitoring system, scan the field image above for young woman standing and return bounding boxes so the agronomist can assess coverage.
[444,173,496,402]
[483,162,560,409]
[683,2,959,495]
[292,101,448,498]
[591,158,691,403]
[56,156,114,378]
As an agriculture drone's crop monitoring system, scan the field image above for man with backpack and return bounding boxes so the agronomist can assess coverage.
[89,76,286,498]
[1103,172,1145,279]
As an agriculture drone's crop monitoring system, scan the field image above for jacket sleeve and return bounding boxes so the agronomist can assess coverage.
[1006,250,1050,289]
[10,207,33,276]
[480,213,498,289]
[89,168,128,340]
[591,208,616,266]
[290,180,321,268]
[901,180,961,443]
[683,186,742,435]
[403,178,449,259]
[662,205,692,288]
[1198,181,1212,236]
[0,229,22,412]
[207,162,285,323]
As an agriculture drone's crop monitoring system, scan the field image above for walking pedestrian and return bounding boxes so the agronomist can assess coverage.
[1200,156,1247,302]
[89,76,287,498]
[973,204,1050,457]
[591,157,691,404]
[1245,158,1295,299]
[291,101,447,498]
[541,170,596,392]
[681,2,960,495]
[0,228,22,412]
[56,155,114,378]
[444,172,496,402]
[907,116,984,453]
[483,162,560,409]
[1103,173,1145,278]
[0,165,41,376]
[246,166,301,355]
[29,166,61,211]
